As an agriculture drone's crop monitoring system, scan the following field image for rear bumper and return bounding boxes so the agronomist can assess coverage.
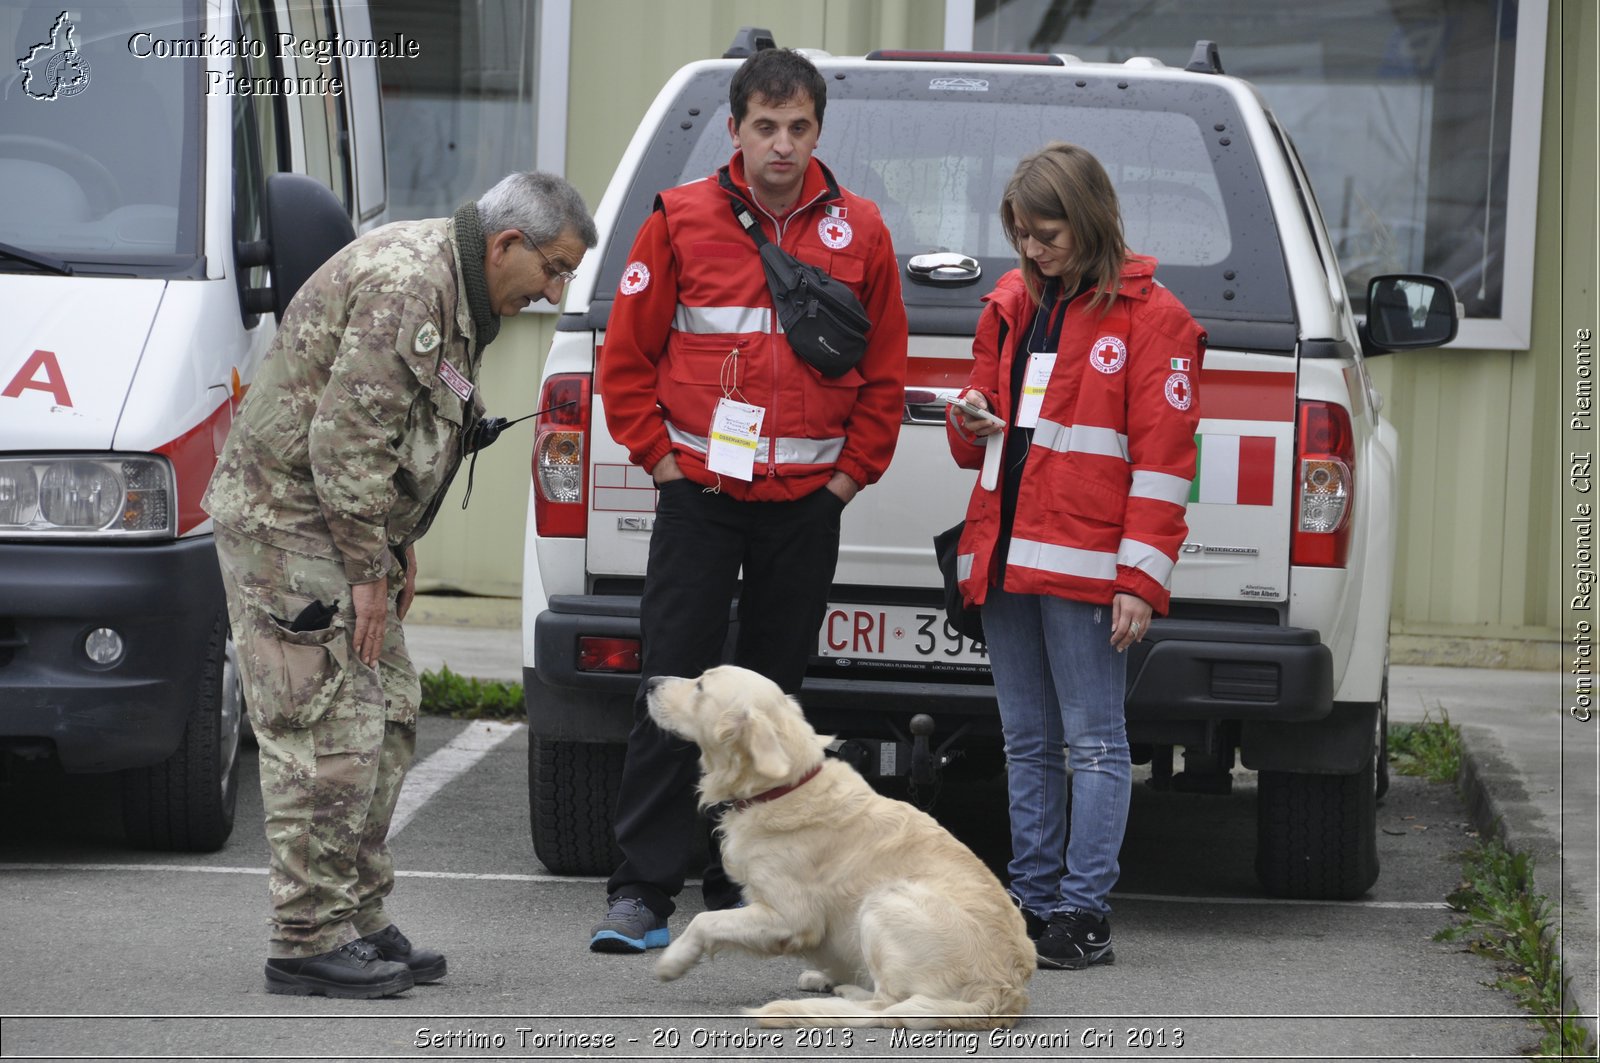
[0,536,222,772]
[530,596,1336,743]
[529,595,1002,745]
[1123,619,1334,722]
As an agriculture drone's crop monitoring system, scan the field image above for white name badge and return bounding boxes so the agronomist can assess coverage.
[706,397,766,481]
[1015,351,1056,428]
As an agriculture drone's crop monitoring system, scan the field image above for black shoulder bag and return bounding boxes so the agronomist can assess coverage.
[727,196,871,378]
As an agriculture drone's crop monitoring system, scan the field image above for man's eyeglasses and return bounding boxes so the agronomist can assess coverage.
[528,240,576,283]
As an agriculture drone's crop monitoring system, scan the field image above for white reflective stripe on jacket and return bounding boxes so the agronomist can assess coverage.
[665,421,845,466]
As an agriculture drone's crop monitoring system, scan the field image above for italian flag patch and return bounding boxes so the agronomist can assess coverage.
[1190,434,1275,506]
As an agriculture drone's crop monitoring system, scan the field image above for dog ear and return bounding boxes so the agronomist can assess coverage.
[715,706,792,780]
[745,710,793,780]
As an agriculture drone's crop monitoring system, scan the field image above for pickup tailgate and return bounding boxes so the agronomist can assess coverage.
[1169,349,1297,606]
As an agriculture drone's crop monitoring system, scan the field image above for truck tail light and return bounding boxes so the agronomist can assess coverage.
[1292,400,1355,567]
[532,373,590,538]
[577,636,641,673]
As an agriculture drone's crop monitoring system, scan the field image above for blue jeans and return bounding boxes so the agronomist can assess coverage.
[982,587,1131,920]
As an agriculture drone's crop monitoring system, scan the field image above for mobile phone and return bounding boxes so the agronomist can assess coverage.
[946,395,1006,428]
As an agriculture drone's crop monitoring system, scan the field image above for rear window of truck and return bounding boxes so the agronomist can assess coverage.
[575,63,1296,351]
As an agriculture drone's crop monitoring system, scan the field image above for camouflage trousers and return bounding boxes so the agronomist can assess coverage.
[215,525,422,958]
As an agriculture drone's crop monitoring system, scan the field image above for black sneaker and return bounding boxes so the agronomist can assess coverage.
[361,924,447,983]
[1036,908,1114,970]
[589,897,670,953]
[264,940,414,998]
[1008,891,1048,941]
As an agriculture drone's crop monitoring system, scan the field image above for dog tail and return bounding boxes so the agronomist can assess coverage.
[748,988,1027,1031]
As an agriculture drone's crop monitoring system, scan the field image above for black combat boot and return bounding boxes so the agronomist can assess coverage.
[264,939,414,998]
[361,924,447,983]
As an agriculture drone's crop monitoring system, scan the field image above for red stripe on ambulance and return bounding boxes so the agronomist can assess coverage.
[152,399,233,536]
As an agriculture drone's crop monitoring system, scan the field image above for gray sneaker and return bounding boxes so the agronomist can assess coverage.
[589,897,670,953]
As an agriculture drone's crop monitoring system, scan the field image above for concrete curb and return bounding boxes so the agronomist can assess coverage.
[1452,722,1598,1052]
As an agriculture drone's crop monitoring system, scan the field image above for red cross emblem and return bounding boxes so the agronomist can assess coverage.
[1090,336,1127,374]
[817,216,853,248]
[619,260,650,294]
[1164,372,1193,411]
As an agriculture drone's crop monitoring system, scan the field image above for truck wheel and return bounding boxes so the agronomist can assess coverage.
[1255,757,1379,900]
[1374,671,1391,801]
[529,737,624,875]
[121,614,243,852]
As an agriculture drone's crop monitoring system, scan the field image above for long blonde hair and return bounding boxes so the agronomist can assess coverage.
[1000,142,1127,311]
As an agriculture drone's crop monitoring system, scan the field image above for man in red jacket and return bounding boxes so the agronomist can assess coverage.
[591,46,909,952]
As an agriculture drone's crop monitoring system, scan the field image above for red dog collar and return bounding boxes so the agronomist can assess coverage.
[732,764,823,812]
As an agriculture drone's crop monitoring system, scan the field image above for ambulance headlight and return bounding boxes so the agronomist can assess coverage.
[0,456,176,539]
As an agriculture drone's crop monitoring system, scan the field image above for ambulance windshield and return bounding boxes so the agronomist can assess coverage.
[0,0,202,273]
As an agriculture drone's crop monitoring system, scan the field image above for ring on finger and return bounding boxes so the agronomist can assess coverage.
[1131,621,1141,635]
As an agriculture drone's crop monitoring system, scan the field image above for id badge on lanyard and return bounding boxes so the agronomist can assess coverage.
[1015,352,1055,429]
[703,346,767,481]
[1015,293,1067,429]
[707,397,765,480]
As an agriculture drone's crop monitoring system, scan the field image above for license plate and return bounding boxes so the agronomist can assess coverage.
[817,604,989,668]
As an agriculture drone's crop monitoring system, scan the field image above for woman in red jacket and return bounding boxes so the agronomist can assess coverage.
[948,142,1204,970]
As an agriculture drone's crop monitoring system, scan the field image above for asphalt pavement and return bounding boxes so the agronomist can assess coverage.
[403,600,1600,1048]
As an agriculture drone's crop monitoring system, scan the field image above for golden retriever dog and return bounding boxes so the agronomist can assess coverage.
[647,665,1034,1029]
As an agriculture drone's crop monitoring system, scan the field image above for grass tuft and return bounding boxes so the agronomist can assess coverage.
[1435,829,1596,1058]
[418,666,524,720]
[1387,707,1463,783]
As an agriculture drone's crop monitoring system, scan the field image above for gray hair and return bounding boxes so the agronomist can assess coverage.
[476,171,598,249]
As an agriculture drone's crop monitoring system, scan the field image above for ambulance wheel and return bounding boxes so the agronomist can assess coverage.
[529,737,624,875]
[1255,757,1379,900]
[122,614,243,852]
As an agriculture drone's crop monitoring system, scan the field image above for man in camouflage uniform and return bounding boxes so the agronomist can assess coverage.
[203,171,595,999]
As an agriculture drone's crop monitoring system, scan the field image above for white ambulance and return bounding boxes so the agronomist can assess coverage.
[522,32,1458,898]
[0,0,385,849]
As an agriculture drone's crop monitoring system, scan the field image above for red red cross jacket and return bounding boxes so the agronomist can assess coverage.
[598,152,909,501]
[947,260,1206,615]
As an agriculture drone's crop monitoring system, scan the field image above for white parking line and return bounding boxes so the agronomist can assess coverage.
[0,863,1446,908]
[388,719,522,838]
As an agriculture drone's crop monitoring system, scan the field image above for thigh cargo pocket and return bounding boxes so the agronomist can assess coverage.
[235,589,351,732]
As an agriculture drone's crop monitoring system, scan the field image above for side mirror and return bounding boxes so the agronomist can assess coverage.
[239,173,356,323]
[1360,273,1460,357]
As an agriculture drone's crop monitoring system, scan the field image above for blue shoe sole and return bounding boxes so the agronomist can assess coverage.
[589,927,670,953]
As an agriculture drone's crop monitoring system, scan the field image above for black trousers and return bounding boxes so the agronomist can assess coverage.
[606,479,844,917]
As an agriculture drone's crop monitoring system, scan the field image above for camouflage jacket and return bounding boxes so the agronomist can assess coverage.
[203,218,484,584]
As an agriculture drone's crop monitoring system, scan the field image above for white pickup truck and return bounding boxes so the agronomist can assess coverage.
[521,32,1458,900]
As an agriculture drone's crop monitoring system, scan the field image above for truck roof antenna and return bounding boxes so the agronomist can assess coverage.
[1185,40,1224,74]
[724,26,776,59]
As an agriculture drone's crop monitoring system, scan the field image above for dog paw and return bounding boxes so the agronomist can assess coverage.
[655,943,697,982]
[797,969,834,993]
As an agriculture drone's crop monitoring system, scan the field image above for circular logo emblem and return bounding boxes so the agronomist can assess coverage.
[619,261,650,295]
[817,217,853,250]
[1089,336,1127,374]
[413,321,441,354]
[45,52,91,98]
[1164,372,1193,411]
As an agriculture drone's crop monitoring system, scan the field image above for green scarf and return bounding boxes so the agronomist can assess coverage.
[452,201,501,357]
